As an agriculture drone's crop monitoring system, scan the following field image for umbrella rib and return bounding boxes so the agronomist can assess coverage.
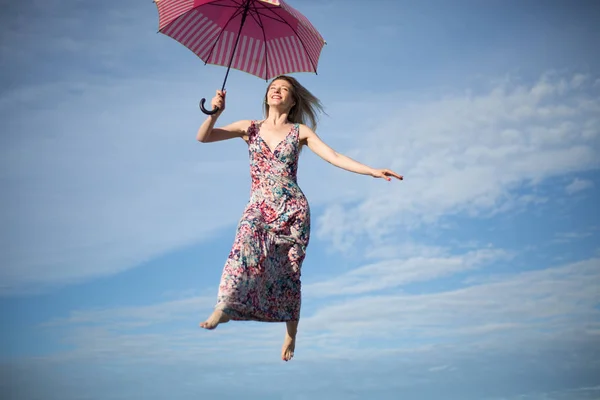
[259,6,319,74]
[248,6,289,25]
[246,4,267,32]
[251,2,270,80]
[204,0,244,10]
[205,0,244,8]
[247,7,262,27]
[203,5,245,66]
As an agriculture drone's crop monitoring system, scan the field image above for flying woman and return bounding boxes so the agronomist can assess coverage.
[196,75,403,362]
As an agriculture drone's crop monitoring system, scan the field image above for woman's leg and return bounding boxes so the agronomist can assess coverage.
[281,320,298,361]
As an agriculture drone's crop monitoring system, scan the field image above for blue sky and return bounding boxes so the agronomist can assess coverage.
[1,0,600,399]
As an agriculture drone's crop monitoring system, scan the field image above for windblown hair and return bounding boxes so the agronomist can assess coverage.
[263,75,325,131]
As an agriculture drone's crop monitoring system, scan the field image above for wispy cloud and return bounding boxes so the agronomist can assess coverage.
[36,255,600,362]
[13,252,597,399]
[303,247,509,297]
[41,295,214,329]
[565,177,594,194]
[301,257,600,343]
[313,72,600,252]
[553,229,595,244]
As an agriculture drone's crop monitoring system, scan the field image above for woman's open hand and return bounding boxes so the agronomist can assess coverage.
[370,168,403,181]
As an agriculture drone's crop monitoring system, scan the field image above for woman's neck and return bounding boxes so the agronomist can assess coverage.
[265,109,290,127]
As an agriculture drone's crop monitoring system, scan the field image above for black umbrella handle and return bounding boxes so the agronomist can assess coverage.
[199,98,220,115]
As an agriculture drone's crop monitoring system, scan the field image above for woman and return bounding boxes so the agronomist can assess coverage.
[196,75,402,362]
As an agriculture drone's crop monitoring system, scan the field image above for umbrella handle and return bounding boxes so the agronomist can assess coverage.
[199,98,220,115]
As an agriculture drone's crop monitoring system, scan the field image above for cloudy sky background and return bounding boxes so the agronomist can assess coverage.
[1,0,600,399]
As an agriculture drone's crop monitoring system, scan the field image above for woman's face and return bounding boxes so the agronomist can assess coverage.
[266,79,295,110]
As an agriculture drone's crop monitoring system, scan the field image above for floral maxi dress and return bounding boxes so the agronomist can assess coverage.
[214,121,310,322]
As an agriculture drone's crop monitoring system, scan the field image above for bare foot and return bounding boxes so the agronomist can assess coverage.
[282,320,298,361]
[281,332,296,361]
[199,309,230,330]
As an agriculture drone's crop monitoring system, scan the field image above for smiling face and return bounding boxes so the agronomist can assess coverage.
[265,78,296,112]
[262,75,324,131]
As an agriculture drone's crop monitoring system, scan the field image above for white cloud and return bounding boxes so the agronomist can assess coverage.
[300,257,600,343]
[565,178,594,195]
[303,247,509,297]
[314,73,600,252]
[571,73,588,88]
[38,254,600,360]
[41,295,214,329]
[18,251,598,398]
[553,230,594,244]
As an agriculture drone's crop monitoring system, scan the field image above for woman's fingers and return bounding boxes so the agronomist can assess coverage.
[212,90,226,110]
[376,169,403,181]
[386,169,403,180]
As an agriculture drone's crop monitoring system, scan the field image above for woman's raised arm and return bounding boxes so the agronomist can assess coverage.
[196,90,251,143]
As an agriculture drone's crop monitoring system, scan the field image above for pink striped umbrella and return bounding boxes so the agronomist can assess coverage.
[154,0,326,114]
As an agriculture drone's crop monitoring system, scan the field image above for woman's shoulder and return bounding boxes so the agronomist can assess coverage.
[296,123,316,139]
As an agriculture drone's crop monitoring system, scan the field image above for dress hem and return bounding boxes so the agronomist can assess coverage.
[216,303,300,322]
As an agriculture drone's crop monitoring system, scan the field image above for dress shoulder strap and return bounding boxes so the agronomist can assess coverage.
[247,120,257,138]
[249,119,265,137]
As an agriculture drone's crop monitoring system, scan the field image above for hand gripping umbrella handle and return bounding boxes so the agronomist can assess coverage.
[199,98,220,115]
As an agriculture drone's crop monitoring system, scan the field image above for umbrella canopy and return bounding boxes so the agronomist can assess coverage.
[154,0,326,114]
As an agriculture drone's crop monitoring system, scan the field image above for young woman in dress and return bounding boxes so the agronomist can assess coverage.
[196,75,403,362]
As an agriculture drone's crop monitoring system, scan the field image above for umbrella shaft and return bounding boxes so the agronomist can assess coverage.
[221,0,251,91]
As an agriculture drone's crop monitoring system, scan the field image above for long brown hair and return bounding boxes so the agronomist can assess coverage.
[263,75,325,131]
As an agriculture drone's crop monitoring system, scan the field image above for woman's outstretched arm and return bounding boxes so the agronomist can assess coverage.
[300,124,403,181]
